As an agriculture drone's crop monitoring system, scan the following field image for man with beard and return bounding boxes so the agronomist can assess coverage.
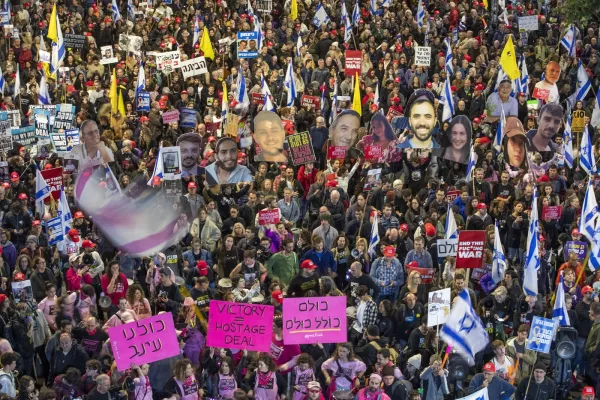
[399,90,440,148]
[176,133,202,177]
[205,138,253,186]
[253,111,287,162]
[527,103,562,152]
[355,374,391,400]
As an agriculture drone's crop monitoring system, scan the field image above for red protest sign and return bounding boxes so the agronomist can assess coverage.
[364,145,382,161]
[387,107,402,120]
[344,50,362,78]
[327,146,346,160]
[300,95,321,110]
[455,230,486,269]
[446,190,460,202]
[407,267,435,284]
[251,93,265,105]
[40,167,64,201]
[258,209,280,225]
[326,172,337,182]
[532,87,550,101]
[542,205,562,220]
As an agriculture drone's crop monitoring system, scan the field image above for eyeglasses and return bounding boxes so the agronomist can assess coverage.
[309,389,320,393]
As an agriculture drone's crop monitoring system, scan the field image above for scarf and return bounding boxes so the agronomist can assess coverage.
[258,371,272,387]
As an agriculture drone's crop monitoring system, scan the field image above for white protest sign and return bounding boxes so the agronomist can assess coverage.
[156,51,181,71]
[427,288,451,327]
[179,57,208,79]
[39,50,50,64]
[437,238,458,257]
[100,46,118,65]
[518,16,539,32]
[415,46,431,66]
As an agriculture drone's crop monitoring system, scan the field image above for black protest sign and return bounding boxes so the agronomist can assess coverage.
[288,131,316,166]
[64,34,86,49]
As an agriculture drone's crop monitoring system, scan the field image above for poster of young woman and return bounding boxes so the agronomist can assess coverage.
[434,115,472,164]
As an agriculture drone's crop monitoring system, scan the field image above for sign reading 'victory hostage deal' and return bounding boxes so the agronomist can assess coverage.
[108,313,180,371]
[207,300,275,352]
[288,131,316,166]
[282,297,347,344]
[300,95,321,110]
[455,230,486,269]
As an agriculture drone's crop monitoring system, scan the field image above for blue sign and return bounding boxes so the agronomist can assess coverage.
[136,92,150,112]
[180,108,197,128]
[526,316,556,354]
[237,31,259,59]
[47,216,64,246]
[0,12,8,25]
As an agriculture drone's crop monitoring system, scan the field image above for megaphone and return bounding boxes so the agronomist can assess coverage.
[351,248,362,258]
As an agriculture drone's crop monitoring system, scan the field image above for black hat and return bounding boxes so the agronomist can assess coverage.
[533,363,546,372]
[367,325,380,337]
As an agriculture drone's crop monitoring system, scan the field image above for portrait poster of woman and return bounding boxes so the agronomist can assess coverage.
[434,115,472,164]
[356,112,402,163]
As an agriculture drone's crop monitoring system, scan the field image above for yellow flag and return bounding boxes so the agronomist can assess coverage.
[482,0,488,8]
[118,89,126,117]
[222,81,228,115]
[110,69,118,114]
[47,4,58,44]
[199,27,215,60]
[500,36,520,80]
[290,0,298,20]
[352,73,362,116]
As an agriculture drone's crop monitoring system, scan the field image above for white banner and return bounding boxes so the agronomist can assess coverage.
[156,51,181,71]
[179,57,208,79]
[427,288,451,327]
[437,238,458,257]
[415,46,431,66]
[518,16,539,32]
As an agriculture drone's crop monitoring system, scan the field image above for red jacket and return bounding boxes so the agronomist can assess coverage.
[297,165,318,199]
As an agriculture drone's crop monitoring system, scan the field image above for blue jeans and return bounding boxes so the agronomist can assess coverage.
[508,247,524,265]
[575,337,586,376]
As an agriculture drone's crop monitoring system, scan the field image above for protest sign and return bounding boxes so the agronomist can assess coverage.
[471,263,492,281]
[162,110,180,124]
[64,34,86,49]
[179,57,208,79]
[526,316,557,354]
[572,110,586,133]
[0,116,11,153]
[156,51,181,71]
[456,230,486,269]
[50,131,67,154]
[41,167,64,201]
[2,24,12,38]
[327,146,346,160]
[0,12,8,25]
[518,16,539,31]
[237,31,259,58]
[300,95,321,110]
[415,46,431,66]
[53,104,76,131]
[225,113,240,138]
[65,130,80,152]
[427,288,451,327]
[118,34,143,55]
[47,216,64,246]
[282,297,347,344]
[364,145,382,161]
[180,108,197,128]
[161,146,182,177]
[251,93,266,105]
[136,92,150,112]
[532,87,550,102]
[446,190,460,202]
[258,209,280,225]
[100,46,118,65]
[344,50,362,77]
[256,0,272,11]
[437,238,458,257]
[34,114,50,138]
[11,126,36,147]
[407,266,435,284]
[288,132,316,166]
[541,205,562,220]
[5,110,21,128]
[12,280,32,304]
[108,313,180,371]
[39,50,50,64]
[364,168,381,191]
[566,241,587,260]
[207,300,275,352]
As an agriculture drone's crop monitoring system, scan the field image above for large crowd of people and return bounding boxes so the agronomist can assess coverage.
[0,0,597,399]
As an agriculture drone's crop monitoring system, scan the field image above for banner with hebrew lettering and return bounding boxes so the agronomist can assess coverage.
[108,313,180,371]
[179,57,208,79]
[282,296,347,344]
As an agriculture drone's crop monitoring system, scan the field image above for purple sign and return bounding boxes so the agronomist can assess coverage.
[566,241,587,260]
[282,296,347,345]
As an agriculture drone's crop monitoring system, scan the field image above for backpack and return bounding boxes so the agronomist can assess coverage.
[0,315,15,349]
[369,341,399,364]
[389,379,412,397]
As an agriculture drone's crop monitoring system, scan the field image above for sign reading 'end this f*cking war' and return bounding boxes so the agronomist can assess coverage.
[282,296,347,345]
[207,300,275,352]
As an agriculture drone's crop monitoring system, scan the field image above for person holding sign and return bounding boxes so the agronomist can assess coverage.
[163,359,204,400]
[357,113,402,163]
[70,120,114,171]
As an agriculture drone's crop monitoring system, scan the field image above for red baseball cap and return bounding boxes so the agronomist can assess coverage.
[18,193,27,200]
[424,222,436,237]
[197,260,208,276]
[399,223,409,232]
[10,172,19,181]
[477,203,487,209]
[81,240,96,249]
[188,182,197,189]
[582,387,595,397]
[406,261,419,269]
[300,260,317,270]
[582,285,594,295]
[32,220,41,226]
[384,246,395,257]
[74,211,84,219]
[140,116,149,122]
[14,272,25,282]
[271,290,284,304]
[68,228,80,242]
[473,118,481,124]
[483,363,496,373]
[572,228,580,235]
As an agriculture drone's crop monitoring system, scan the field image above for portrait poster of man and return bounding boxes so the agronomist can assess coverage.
[397,89,440,149]
[205,137,254,186]
[526,103,562,153]
[434,115,472,164]
[69,119,115,171]
[364,168,382,191]
[253,111,287,163]
[161,146,182,176]
[176,132,202,177]
[12,280,33,304]
[329,110,361,151]
[533,61,560,103]
[503,117,530,172]
[237,31,259,59]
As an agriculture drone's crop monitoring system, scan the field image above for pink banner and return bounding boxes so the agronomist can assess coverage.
[282,296,347,345]
[207,300,275,352]
[258,209,280,225]
[108,313,180,371]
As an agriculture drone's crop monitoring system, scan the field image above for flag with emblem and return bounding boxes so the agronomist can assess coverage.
[523,186,539,296]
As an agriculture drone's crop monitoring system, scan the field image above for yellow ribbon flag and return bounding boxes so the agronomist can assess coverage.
[482,0,488,8]
[352,73,362,116]
[290,0,298,20]
[500,35,520,80]
[110,69,118,114]
[199,27,215,60]
[47,4,58,43]
[118,89,126,117]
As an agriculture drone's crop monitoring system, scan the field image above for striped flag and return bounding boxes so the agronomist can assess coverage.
[441,78,454,122]
[58,186,72,236]
[445,204,458,240]
[416,0,425,29]
[260,74,276,112]
[592,88,600,128]
[492,222,506,284]
[0,65,5,96]
[192,17,200,48]
[112,0,122,23]
[296,35,302,57]
[352,0,360,27]
[13,64,20,100]
[235,68,250,107]
[580,124,596,176]
[589,217,600,272]
[523,186,539,296]
[494,106,506,152]
[465,145,477,182]
[562,115,574,168]
[35,164,52,216]
[368,212,380,259]
[341,0,352,43]
[552,272,571,326]
[38,74,51,105]
[284,62,297,106]
[136,61,146,95]
[445,38,454,77]
[579,180,598,243]
[561,25,576,57]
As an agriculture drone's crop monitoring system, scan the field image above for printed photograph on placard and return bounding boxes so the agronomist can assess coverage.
[12,280,33,304]
[526,102,562,153]
[330,109,361,151]
[533,61,560,103]
[434,115,472,164]
[503,116,529,173]
[397,90,440,149]
[205,137,254,187]
[364,168,382,191]
[162,147,182,175]
[237,31,259,59]
[357,112,401,163]
[253,111,287,163]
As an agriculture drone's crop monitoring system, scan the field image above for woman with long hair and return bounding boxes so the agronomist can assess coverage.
[126,284,152,319]
[349,237,371,273]
[321,343,366,398]
[356,113,402,163]
[248,354,285,400]
[205,354,245,399]
[398,270,428,305]
[14,255,33,279]
[17,375,36,400]
[215,235,244,279]
[163,359,203,400]
[438,115,471,164]
[100,260,129,306]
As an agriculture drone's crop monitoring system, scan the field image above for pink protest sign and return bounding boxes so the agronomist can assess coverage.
[258,209,280,225]
[282,296,347,345]
[108,313,180,371]
[207,300,275,352]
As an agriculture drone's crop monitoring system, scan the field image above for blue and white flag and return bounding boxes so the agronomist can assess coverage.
[441,78,454,122]
[296,35,302,58]
[580,125,596,176]
[235,68,250,107]
[416,0,425,29]
[373,83,380,108]
[589,217,600,272]
[38,74,51,105]
[515,55,529,96]
[147,147,164,186]
[260,74,276,112]
[563,115,574,168]
[136,61,146,95]
[592,86,600,128]
[112,0,122,22]
[523,186,540,296]
[312,3,330,27]
[50,10,65,76]
[368,212,380,259]
[494,106,506,152]
[369,0,379,16]
[192,17,200,48]
[575,60,591,101]
[458,388,490,400]
[0,65,5,96]
[440,290,489,365]
[341,0,352,43]
[552,272,571,326]
[320,86,326,114]
[284,62,297,106]
[330,78,338,125]
[492,222,506,285]
[252,12,263,51]
[35,165,52,216]
[13,65,19,100]
[579,180,598,243]
[458,15,467,31]
[127,0,135,21]
[561,25,576,57]
[352,0,360,27]
[445,204,458,240]
[465,145,477,182]
[58,186,72,236]
[445,38,454,77]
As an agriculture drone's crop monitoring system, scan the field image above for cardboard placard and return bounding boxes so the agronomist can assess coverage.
[53,104,76,131]
[251,93,265,105]
[344,50,362,78]
[566,241,587,260]
[364,144,382,161]
[415,46,431,66]
[526,316,557,354]
[288,131,316,166]
[237,31,259,59]
[300,95,321,110]
[518,15,539,32]
[225,113,240,138]
[437,238,458,257]
[47,216,64,246]
[40,167,64,201]
[63,34,86,49]
[455,230,486,269]
[136,92,150,112]
[327,146,346,159]
[179,108,197,128]
[427,288,451,327]
[162,110,180,124]
[541,205,562,220]
[11,126,36,147]
[34,114,50,138]
[179,57,208,79]
[532,87,550,101]
[0,116,12,153]
[407,267,435,284]
[282,297,347,344]
[572,110,586,133]
[258,209,280,225]
[100,46,118,65]
[446,190,460,202]
[256,0,273,11]
[156,51,181,71]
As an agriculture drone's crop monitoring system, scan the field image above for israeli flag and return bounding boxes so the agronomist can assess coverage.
[235,68,250,107]
[465,145,477,182]
[373,83,380,107]
[12,64,19,100]
[50,10,65,76]
[553,272,571,326]
[341,0,352,43]
[369,0,379,15]
[330,78,338,125]
[579,180,598,243]
[592,87,600,128]
[284,62,297,106]
[575,60,591,101]
[38,74,51,105]
[260,74,276,112]
[589,217,600,272]
[494,106,505,152]
[35,165,52,216]
[252,12,263,51]
[580,125,596,176]
[519,55,530,97]
[460,388,490,400]
[416,0,425,29]
[492,222,506,284]
[296,35,302,58]
[561,25,576,57]
[368,212,380,259]
[445,204,458,240]
[441,78,454,122]
[136,61,146,95]
[523,186,540,296]
[112,0,122,22]
[312,3,330,27]
[458,15,467,31]
[147,147,164,186]
[562,115,574,168]
[440,290,489,365]
[320,86,326,114]
[127,0,135,21]
[0,65,5,96]
[192,17,200,48]
[58,186,73,236]
[445,38,454,77]
[352,0,360,27]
